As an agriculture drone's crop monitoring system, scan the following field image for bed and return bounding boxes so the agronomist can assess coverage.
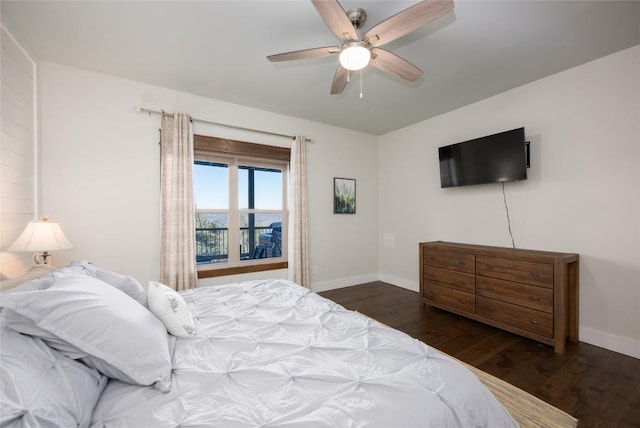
[0,262,517,427]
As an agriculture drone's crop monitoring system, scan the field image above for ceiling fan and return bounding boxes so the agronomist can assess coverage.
[267,0,454,95]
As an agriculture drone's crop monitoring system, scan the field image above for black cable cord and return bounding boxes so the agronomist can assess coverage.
[502,182,515,248]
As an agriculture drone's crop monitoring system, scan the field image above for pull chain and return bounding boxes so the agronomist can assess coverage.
[359,69,364,99]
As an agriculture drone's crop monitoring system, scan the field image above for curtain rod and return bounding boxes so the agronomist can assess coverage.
[136,106,311,143]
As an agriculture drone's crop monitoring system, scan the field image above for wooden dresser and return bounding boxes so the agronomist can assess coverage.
[419,241,579,353]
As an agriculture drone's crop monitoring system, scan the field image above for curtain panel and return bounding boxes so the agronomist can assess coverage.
[159,113,197,291]
[291,135,310,287]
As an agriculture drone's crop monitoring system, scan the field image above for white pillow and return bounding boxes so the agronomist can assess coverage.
[147,281,196,337]
[1,275,174,391]
[0,327,107,427]
[57,261,147,306]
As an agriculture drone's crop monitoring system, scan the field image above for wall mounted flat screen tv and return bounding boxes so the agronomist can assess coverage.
[439,127,528,188]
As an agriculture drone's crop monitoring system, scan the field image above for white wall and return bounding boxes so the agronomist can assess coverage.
[378,45,640,358]
[38,61,379,292]
[34,46,640,359]
[0,26,37,278]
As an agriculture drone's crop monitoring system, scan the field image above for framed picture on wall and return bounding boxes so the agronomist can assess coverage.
[334,177,356,214]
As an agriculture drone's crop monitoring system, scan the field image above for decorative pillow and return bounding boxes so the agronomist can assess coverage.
[0,275,174,391]
[57,261,147,306]
[0,327,107,428]
[147,281,197,337]
[0,265,55,292]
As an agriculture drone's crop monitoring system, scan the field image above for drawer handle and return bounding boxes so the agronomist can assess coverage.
[458,261,466,266]
[485,306,494,312]
[486,286,494,291]
[485,265,494,270]
[458,299,467,304]
[529,272,540,277]
[528,296,540,301]
[529,320,540,325]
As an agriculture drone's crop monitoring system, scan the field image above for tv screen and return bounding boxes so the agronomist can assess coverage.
[438,127,527,188]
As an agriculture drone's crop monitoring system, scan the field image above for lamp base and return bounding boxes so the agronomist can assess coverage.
[33,252,53,266]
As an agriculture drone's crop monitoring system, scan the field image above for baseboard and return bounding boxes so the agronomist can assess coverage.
[311,273,379,293]
[580,327,640,359]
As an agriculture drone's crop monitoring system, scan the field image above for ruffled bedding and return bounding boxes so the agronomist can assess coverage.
[1,263,517,427]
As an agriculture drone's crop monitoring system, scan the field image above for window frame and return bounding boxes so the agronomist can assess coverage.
[194,135,290,279]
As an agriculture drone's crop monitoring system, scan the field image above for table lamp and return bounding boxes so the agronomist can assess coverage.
[8,216,74,266]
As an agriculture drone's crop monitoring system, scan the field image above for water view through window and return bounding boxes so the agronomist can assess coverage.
[194,160,284,265]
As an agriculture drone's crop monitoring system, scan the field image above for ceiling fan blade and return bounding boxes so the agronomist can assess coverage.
[311,0,357,42]
[330,64,351,95]
[364,0,454,47]
[267,46,339,62]
[370,48,423,81]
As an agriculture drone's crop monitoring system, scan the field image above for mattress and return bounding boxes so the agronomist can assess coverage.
[90,279,517,427]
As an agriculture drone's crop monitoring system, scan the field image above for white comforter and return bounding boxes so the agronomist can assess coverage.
[91,279,517,427]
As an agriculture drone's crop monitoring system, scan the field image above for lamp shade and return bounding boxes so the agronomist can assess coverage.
[8,219,74,252]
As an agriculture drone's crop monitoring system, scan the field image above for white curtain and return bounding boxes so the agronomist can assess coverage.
[159,113,197,291]
[290,135,310,287]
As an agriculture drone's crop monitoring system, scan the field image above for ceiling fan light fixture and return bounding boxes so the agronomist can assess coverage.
[339,43,371,71]
[269,0,453,94]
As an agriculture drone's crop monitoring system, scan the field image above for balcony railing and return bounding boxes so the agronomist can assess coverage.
[195,226,281,264]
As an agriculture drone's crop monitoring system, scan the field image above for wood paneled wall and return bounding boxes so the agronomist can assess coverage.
[0,25,37,278]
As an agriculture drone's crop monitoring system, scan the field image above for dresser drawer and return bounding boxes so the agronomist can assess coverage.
[424,266,475,293]
[424,247,475,274]
[477,296,553,337]
[477,276,552,313]
[476,256,553,288]
[423,283,475,314]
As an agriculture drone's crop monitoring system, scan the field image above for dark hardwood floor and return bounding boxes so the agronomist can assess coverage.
[320,282,640,428]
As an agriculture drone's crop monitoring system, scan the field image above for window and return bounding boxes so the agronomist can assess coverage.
[193,135,290,278]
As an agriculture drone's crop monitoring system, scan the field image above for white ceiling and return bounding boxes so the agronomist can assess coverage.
[2,1,639,135]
